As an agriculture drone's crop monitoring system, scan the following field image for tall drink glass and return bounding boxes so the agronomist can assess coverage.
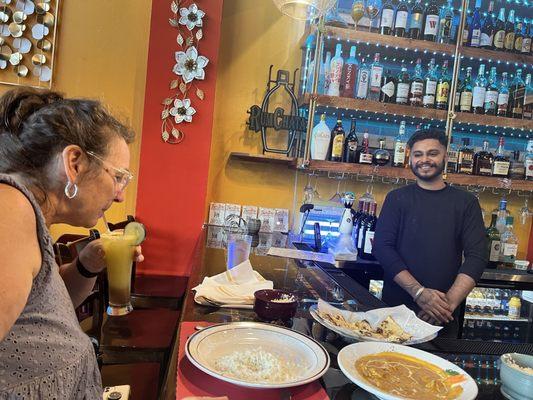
[101,231,136,316]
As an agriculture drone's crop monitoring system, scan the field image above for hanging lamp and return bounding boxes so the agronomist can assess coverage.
[272,0,337,20]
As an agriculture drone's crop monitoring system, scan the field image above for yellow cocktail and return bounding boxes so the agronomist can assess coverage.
[101,222,145,316]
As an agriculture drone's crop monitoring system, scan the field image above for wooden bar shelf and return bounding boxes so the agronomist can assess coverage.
[460,45,533,67]
[454,111,533,131]
[323,26,456,56]
[229,152,296,166]
[301,94,448,121]
[229,154,533,192]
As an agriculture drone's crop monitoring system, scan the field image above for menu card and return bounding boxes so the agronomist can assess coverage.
[224,203,241,222]
[241,205,258,222]
[208,203,226,226]
[273,208,289,233]
[258,207,275,233]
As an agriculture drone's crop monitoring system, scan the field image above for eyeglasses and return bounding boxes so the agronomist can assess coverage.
[86,151,133,191]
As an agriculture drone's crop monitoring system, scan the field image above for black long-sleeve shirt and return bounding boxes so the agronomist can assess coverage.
[373,183,487,312]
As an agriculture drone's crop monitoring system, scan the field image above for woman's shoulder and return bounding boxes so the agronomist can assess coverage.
[0,182,36,224]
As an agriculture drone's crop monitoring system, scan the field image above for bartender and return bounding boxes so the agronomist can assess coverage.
[373,128,487,337]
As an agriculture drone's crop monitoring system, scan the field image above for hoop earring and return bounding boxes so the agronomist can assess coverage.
[64,181,78,199]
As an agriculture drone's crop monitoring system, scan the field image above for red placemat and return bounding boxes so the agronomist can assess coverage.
[176,321,330,400]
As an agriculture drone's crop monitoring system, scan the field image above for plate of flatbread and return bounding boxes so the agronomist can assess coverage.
[310,299,442,345]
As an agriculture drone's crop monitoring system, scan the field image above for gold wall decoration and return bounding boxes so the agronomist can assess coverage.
[0,0,60,89]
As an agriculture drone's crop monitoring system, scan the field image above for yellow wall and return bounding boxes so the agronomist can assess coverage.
[0,0,152,239]
[207,0,531,260]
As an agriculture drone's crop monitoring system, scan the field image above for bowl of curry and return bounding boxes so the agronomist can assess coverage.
[337,342,478,400]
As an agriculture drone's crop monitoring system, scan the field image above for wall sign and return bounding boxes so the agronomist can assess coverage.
[246,66,307,155]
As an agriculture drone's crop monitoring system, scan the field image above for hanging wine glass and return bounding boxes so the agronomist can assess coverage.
[303,174,314,204]
[520,197,531,225]
[351,0,364,30]
[365,0,381,32]
[313,175,321,200]
[329,180,342,203]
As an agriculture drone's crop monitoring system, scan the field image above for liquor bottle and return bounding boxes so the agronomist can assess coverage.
[359,201,377,260]
[446,136,458,173]
[509,151,525,180]
[393,121,407,167]
[380,69,396,103]
[340,45,359,98]
[329,119,345,162]
[438,0,453,44]
[472,64,487,114]
[521,22,532,54]
[493,8,506,50]
[327,43,344,97]
[495,197,509,233]
[395,65,410,105]
[454,78,461,112]
[457,138,474,174]
[435,60,450,110]
[409,58,424,106]
[486,213,501,269]
[492,137,510,177]
[380,0,394,35]
[500,217,518,268]
[468,1,482,47]
[525,139,533,180]
[358,131,373,164]
[462,14,471,47]
[422,58,438,108]
[319,51,332,94]
[409,0,424,40]
[368,53,384,101]
[523,73,532,120]
[497,72,510,117]
[480,0,495,49]
[459,66,473,113]
[393,0,409,37]
[355,57,370,99]
[373,138,390,166]
[514,20,524,54]
[509,69,525,119]
[473,140,493,176]
[310,114,331,161]
[423,0,440,41]
[484,67,499,115]
[503,10,516,52]
[344,118,359,163]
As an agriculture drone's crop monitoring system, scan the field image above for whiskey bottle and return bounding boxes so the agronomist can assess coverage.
[473,140,493,176]
[509,69,525,119]
[503,10,516,52]
[493,8,506,50]
[329,119,345,162]
[457,138,474,174]
[497,72,510,117]
[435,60,450,110]
[492,137,510,177]
[523,73,532,120]
[409,58,424,106]
[509,151,525,180]
[446,136,459,173]
[422,58,437,108]
[459,67,473,113]
[343,118,359,163]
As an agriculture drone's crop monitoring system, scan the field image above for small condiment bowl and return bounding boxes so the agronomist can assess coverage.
[499,353,533,400]
[253,289,297,321]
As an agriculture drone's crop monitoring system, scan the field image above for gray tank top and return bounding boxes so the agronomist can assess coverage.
[0,174,102,399]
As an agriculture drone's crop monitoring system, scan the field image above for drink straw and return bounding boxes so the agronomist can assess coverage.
[102,213,111,233]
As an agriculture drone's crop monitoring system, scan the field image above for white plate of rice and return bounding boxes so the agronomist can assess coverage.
[185,321,330,389]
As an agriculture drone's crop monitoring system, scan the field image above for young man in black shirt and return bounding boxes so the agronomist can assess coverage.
[373,129,487,336]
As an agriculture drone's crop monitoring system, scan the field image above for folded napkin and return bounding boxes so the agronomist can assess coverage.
[192,260,273,308]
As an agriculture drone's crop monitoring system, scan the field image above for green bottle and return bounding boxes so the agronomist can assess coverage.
[486,213,500,269]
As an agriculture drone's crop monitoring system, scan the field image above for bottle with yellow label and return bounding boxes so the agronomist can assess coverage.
[508,295,521,319]
[329,118,345,162]
[436,60,450,110]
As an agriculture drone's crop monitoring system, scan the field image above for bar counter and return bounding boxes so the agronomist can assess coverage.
[164,229,533,400]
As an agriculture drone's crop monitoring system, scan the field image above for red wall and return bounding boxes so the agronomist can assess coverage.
[136,0,223,276]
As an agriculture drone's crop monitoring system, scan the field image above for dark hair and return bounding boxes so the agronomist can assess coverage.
[0,88,134,199]
[407,128,448,149]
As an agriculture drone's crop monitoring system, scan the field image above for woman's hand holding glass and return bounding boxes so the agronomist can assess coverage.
[78,240,144,274]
